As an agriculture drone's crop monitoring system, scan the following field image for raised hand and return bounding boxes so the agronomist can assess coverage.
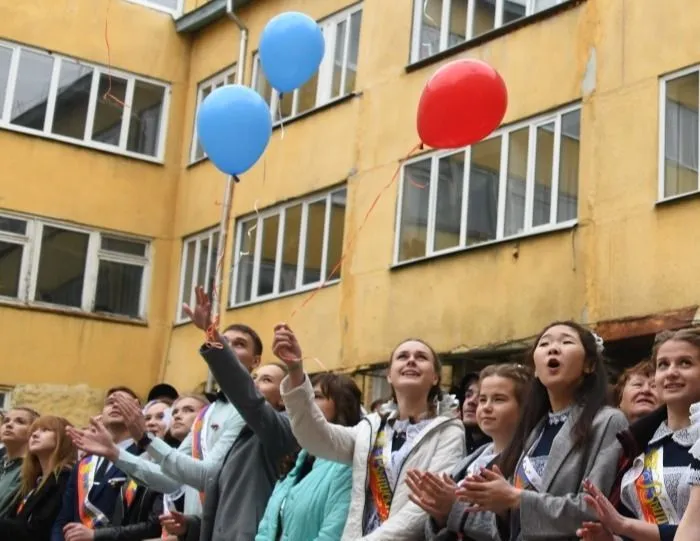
[68,417,118,462]
[114,393,148,442]
[183,286,213,331]
[406,469,458,527]
[272,323,303,366]
[582,480,627,536]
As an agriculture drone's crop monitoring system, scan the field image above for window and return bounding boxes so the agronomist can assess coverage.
[176,228,219,322]
[660,68,700,199]
[125,0,182,15]
[252,4,362,123]
[0,40,169,161]
[0,213,150,318]
[231,186,347,306]
[0,388,10,414]
[190,66,236,163]
[410,0,567,62]
[395,104,580,263]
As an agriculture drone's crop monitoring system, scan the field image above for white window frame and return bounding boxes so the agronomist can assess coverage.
[410,0,567,63]
[124,0,183,16]
[0,40,170,163]
[393,103,581,264]
[0,387,11,413]
[189,66,236,164]
[175,227,219,323]
[251,2,363,124]
[658,65,700,201]
[229,186,347,307]
[0,211,151,320]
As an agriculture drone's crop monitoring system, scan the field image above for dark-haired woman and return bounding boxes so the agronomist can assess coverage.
[273,324,465,540]
[578,328,700,541]
[457,321,628,541]
[256,373,362,540]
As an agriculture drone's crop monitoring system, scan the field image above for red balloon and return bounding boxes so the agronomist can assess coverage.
[417,59,508,150]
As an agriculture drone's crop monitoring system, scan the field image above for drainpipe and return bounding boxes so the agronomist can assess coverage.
[207,0,249,393]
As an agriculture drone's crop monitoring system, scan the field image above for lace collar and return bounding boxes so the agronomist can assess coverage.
[648,421,697,447]
[547,406,573,426]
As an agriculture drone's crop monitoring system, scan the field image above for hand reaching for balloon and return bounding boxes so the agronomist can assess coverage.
[183,286,213,331]
[68,417,119,462]
[273,323,305,386]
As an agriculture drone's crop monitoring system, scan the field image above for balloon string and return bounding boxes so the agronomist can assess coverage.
[289,142,424,320]
[277,94,286,140]
[103,0,126,110]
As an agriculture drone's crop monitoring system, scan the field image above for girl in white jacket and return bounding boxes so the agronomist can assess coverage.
[272,323,466,541]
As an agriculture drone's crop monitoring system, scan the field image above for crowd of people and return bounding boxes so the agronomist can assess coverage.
[1,284,700,540]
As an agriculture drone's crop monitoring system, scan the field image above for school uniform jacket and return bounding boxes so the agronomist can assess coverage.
[0,468,71,541]
[497,406,628,541]
[93,484,163,541]
[281,376,466,541]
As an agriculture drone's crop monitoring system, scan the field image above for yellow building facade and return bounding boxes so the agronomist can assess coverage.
[1,0,699,422]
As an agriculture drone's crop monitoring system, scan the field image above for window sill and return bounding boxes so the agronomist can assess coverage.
[227,278,341,310]
[186,92,359,170]
[124,0,182,17]
[0,123,165,165]
[656,190,700,208]
[0,298,148,326]
[392,220,578,269]
[405,0,586,74]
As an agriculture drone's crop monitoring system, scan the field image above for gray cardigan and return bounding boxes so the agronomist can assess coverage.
[183,342,298,541]
[499,406,628,541]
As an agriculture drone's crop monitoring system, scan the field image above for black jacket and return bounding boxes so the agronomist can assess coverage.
[93,483,163,541]
[0,467,71,541]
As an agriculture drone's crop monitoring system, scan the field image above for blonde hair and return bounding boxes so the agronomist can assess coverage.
[20,416,77,497]
[172,393,210,408]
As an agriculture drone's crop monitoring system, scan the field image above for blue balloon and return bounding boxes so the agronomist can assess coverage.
[259,12,325,93]
[197,85,272,176]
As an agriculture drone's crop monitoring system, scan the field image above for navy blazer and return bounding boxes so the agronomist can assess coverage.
[51,445,139,541]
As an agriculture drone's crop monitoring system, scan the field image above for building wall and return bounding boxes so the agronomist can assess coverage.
[3,0,700,418]
[0,0,191,419]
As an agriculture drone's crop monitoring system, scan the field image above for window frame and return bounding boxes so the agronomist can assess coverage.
[229,186,347,308]
[0,387,11,413]
[0,211,151,320]
[409,0,568,64]
[0,40,170,163]
[393,103,581,265]
[175,227,219,323]
[251,2,363,124]
[658,65,700,202]
[189,66,237,164]
[124,0,183,16]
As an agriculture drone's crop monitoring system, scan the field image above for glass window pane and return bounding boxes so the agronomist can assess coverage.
[345,11,362,95]
[467,137,500,245]
[302,201,326,285]
[225,71,236,85]
[235,220,257,304]
[558,110,581,222]
[254,58,273,105]
[434,152,464,251]
[447,0,468,48]
[127,80,164,156]
[206,232,219,295]
[180,240,195,319]
[280,205,301,293]
[193,85,212,161]
[258,214,279,297]
[0,217,27,235]
[504,128,529,236]
[664,73,699,198]
[0,241,24,298]
[503,0,527,25]
[419,0,443,59]
[101,236,146,256]
[196,236,209,289]
[0,46,13,120]
[147,0,179,9]
[326,189,346,280]
[35,226,88,308]
[11,49,54,131]
[51,59,93,140]
[533,122,555,227]
[473,0,496,38]
[296,73,318,115]
[331,19,347,99]
[534,0,560,12]
[398,158,431,261]
[278,91,294,120]
[92,73,127,146]
[95,260,143,318]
